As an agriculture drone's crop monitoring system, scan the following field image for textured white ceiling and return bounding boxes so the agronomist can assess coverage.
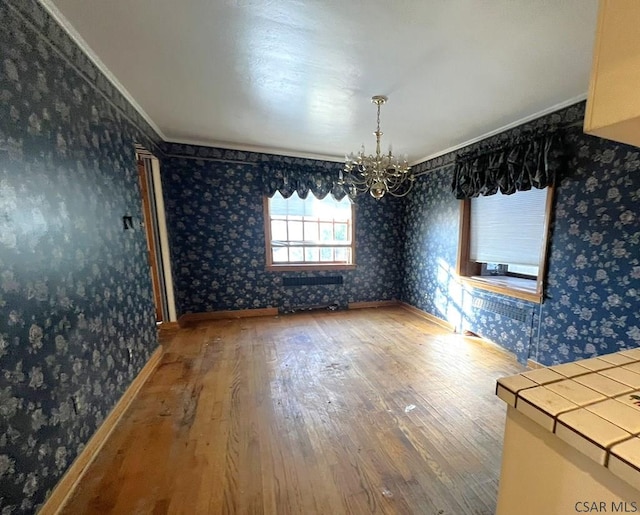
[46,0,599,163]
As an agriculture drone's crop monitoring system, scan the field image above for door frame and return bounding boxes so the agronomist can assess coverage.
[135,146,177,323]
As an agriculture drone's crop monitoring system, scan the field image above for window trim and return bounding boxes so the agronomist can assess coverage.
[456,185,555,304]
[263,195,357,271]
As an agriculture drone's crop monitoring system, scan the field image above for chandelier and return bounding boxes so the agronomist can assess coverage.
[339,95,414,200]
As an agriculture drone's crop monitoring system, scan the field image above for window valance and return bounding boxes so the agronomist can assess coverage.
[261,163,346,200]
[451,132,564,199]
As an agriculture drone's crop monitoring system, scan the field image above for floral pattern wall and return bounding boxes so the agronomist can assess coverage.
[1,1,160,511]
[2,0,639,511]
[161,151,403,315]
[538,128,640,364]
[402,102,640,366]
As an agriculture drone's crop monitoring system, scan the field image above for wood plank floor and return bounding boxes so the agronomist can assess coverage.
[60,306,524,515]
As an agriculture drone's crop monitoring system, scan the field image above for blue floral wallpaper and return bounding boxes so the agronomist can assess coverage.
[1,1,159,512]
[402,102,640,366]
[537,128,640,364]
[2,0,640,511]
[161,153,403,315]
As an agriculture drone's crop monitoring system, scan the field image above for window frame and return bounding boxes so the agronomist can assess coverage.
[263,194,357,272]
[456,185,555,303]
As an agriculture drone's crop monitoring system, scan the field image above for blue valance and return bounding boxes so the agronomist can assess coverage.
[452,132,564,199]
[261,162,347,200]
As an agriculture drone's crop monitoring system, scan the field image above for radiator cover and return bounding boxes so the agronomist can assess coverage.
[472,297,529,323]
[282,276,344,287]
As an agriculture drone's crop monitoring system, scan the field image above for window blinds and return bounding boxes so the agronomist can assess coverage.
[470,187,548,267]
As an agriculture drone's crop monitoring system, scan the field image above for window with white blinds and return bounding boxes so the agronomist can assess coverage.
[265,192,354,267]
[470,187,549,277]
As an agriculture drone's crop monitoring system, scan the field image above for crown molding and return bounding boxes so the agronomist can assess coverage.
[32,1,588,168]
[167,90,586,165]
[164,137,345,163]
[38,0,167,141]
[409,93,588,167]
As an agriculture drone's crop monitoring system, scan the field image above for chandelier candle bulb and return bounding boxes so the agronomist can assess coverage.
[340,95,414,200]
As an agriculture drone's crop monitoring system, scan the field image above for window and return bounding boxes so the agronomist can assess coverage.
[457,186,554,303]
[264,192,355,270]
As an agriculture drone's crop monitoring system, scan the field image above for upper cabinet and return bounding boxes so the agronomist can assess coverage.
[584,0,640,148]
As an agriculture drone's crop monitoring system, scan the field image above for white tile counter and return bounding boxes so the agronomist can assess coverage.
[495,349,640,515]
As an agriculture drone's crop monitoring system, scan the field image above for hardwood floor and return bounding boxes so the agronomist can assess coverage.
[60,307,524,515]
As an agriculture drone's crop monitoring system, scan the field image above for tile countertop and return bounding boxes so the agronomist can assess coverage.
[496,348,640,491]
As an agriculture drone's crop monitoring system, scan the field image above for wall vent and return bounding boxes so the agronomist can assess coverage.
[472,297,529,322]
[282,276,344,287]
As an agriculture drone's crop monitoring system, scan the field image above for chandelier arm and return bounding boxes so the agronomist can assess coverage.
[385,173,408,186]
[341,171,370,187]
[384,177,414,196]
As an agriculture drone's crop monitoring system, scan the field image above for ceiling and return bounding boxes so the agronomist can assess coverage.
[44,0,599,163]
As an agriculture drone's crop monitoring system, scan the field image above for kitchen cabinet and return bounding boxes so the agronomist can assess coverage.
[584,0,640,148]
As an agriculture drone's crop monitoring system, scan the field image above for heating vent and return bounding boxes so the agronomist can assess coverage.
[282,276,344,287]
[472,297,529,323]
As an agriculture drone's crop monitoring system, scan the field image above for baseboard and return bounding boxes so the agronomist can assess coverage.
[527,359,545,370]
[178,307,279,326]
[348,300,399,310]
[399,302,456,331]
[158,321,180,345]
[158,321,179,330]
[39,345,164,515]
